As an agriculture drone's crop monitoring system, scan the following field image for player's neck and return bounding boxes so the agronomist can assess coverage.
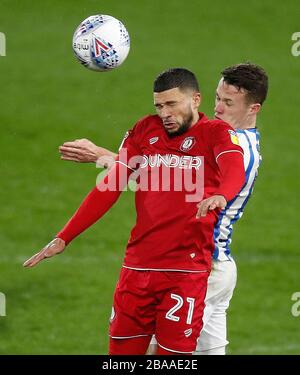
[237,116,257,130]
[191,112,200,127]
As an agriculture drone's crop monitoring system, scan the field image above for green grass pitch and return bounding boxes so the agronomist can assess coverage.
[0,0,300,354]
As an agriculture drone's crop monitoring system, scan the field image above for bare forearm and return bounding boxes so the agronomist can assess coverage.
[96,147,117,159]
[59,139,117,164]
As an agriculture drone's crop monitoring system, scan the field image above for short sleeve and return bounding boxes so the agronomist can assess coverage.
[210,121,244,163]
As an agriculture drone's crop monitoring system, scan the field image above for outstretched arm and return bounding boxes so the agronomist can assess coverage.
[23,161,130,267]
[59,138,117,167]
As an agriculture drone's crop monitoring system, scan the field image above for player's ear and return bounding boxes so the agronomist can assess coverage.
[249,103,261,115]
[192,92,201,108]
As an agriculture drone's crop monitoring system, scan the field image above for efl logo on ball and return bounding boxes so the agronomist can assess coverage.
[72,14,130,72]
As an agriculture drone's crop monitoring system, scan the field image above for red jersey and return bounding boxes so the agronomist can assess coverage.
[116,113,243,272]
[57,112,244,273]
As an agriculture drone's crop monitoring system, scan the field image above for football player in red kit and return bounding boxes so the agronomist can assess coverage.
[24,68,245,355]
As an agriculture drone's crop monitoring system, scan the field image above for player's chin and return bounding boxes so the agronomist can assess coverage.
[164,125,180,135]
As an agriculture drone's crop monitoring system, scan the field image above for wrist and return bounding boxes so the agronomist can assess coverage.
[56,234,68,245]
[95,148,117,163]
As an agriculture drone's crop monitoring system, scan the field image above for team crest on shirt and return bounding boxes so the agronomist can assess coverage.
[228,130,240,145]
[180,136,195,152]
[149,136,159,145]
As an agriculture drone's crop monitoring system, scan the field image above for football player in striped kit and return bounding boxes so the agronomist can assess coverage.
[194,63,268,355]
[57,63,268,355]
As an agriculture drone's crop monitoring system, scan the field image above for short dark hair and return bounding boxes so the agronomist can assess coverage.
[153,68,200,93]
[221,63,268,105]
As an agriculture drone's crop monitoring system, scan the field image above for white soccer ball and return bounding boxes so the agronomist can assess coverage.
[72,14,130,72]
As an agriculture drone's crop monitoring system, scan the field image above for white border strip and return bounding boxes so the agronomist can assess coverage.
[110,334,150,339]
[123,265,208,273]
[157,341,193,354]
[115,160,135,172]
[215,149,243,163]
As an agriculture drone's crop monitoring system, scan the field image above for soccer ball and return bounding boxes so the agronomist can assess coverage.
[72,14,130,72]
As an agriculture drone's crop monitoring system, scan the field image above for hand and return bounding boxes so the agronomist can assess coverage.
[59,138,113,163]
[196,195,227,218]
[23,238,66,268]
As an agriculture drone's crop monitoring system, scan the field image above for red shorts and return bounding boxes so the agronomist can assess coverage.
[109,267,209,353]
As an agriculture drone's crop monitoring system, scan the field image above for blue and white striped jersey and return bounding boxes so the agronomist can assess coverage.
[213,128,261,261]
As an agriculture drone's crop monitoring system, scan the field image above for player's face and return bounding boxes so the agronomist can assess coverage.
[214,79,256,129]
[154,88,201,136]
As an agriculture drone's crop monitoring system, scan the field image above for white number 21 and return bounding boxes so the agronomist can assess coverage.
[165,293,195,324]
